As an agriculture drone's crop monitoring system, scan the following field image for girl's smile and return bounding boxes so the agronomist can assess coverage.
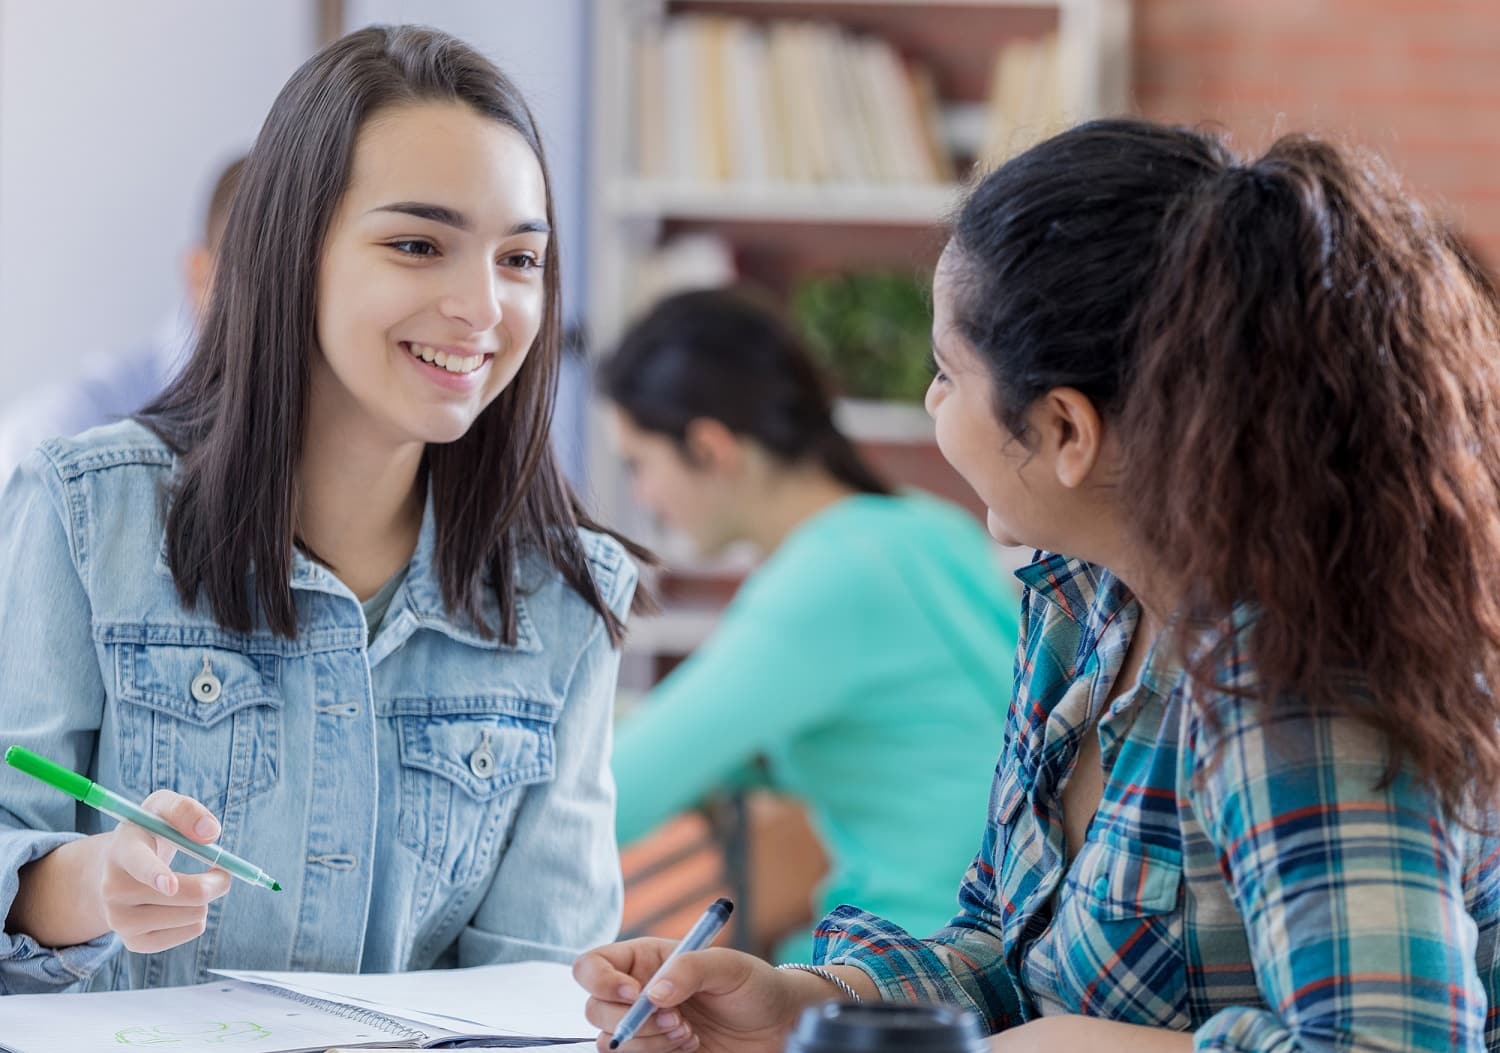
[399,341,495,391]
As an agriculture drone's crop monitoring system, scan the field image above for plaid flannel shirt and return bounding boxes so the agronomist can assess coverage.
[815,552,1500,1051]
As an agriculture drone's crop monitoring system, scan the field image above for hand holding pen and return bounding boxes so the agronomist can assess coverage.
[4,746,280,954]
[576,897,828,1053]
[608,898,734,1048]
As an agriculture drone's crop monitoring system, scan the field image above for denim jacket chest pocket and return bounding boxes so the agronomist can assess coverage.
[110,636,282,812]
[383,693,559,885]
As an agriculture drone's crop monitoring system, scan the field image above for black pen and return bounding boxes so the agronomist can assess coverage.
[610,897,734,1050]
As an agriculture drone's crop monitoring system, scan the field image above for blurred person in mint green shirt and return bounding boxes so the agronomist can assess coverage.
[601,288,1019,963]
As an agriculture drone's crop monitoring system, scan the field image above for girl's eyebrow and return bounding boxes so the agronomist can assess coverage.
[367,201,550,237]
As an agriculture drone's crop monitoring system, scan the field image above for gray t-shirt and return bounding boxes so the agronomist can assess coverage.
[360,565,409,643]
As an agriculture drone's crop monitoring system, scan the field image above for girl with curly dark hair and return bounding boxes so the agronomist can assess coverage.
[576,119,1500,1053]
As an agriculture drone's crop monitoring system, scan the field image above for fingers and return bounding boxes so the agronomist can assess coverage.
[100,793,230,955]
[595,1028,700,1053]
[576,941,695,1052]
[574,940,737,1012]
[103,867,232,909]
[643,947,755,1007]
[110,827,185,897]
[142,789,222,843]
[121,919,210,955]
[101,870,229,954]
[584,999,699,1053]
[112,792,223,895]
[574,939,676,1002]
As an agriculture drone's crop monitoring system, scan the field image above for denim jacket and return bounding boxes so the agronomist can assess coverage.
[0,421,637,994]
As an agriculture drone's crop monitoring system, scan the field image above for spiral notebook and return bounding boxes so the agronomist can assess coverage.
[0,960,594,1052]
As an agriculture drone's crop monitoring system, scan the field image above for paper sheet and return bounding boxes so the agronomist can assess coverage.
[0,980,417,1053]
[213,960,592,1040]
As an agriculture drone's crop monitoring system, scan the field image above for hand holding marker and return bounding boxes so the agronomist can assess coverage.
[610,897,734,1049]
[4,745,282,892]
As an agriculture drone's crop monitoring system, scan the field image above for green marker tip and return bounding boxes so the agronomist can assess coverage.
[271,882,282,891]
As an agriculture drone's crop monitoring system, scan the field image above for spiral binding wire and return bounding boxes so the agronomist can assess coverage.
[245,981,432,1044]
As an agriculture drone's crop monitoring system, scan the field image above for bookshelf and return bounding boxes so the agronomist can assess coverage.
[589,0,1128,957]
[587,0,1132,526]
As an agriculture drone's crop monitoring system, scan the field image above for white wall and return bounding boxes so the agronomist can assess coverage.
[343,1,592,325]
[0,1,317,402]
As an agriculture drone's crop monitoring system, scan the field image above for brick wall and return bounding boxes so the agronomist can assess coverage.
[1134,0,1500,268]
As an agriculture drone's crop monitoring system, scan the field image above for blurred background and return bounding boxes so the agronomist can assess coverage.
[1,0,1496,958]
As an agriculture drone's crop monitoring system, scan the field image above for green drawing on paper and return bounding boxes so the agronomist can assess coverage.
[114,1020,272,1045]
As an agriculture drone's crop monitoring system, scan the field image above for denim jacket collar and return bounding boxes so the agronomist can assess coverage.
[152,485,542,654]
[396,495,542,654]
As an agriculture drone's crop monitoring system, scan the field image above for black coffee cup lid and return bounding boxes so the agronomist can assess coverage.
[785,1002,988,1053]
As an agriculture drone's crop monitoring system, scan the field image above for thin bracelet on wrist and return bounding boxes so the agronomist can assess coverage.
[776,963,864,1003]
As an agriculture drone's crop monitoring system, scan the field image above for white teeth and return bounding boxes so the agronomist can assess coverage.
[406,343,485,374]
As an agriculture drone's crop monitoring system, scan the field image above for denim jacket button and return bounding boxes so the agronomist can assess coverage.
[469,749,496,779]
[190,656,222,704]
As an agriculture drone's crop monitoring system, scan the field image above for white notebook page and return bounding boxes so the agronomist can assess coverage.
[0,979,418,1053]
[213,960,592,1040]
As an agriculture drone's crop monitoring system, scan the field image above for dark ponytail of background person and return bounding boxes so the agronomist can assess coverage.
[600,287,891,498]
[948,117,1500,823]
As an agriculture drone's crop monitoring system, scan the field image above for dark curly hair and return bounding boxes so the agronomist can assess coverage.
[951,119,1500,821]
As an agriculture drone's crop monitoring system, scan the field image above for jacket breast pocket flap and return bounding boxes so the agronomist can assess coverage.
[392,695,558,801]
[117,643,282,726]
[112,642,281,804]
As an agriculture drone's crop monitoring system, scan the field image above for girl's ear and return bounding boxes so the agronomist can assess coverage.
[1037,387,1105,489]
[683,418,744,476]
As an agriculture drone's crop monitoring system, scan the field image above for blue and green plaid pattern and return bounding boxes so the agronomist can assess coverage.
[816,552,1500,1050]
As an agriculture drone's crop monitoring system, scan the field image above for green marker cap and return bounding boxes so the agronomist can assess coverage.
[5,745,94,802]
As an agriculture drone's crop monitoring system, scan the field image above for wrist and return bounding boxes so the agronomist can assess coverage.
[8,835,110,946]
[777,963,879,1006]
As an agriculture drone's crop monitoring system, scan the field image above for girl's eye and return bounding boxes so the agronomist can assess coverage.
[927,350,949,384]
[502,252,545,271]
[389,239,439,257]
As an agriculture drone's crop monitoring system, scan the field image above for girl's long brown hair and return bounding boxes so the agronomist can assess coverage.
[1127,135,1500,819]
[953,120,1500,820]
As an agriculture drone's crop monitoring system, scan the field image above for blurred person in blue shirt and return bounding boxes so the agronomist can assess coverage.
[0,156,245,483]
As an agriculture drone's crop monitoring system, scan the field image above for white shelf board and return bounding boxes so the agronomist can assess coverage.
[835,398,935,443]
[605,180,965,225]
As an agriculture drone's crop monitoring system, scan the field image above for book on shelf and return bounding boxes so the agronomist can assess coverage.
[629,13,951,187]
[979,33,1066,168]
[632,25,666,181]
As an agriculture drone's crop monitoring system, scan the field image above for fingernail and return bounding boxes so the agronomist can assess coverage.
[194,816,219,840]
[648,980,674,1000]
[618,983,638,1001]
[656,1011,680,1029]
[668,1026,690,1041]
[155,874,172,895]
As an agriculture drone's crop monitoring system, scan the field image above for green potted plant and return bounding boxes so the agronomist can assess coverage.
[791,271,933,404]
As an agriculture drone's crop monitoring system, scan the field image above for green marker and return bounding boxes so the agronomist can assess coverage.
[4,746,281,892]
